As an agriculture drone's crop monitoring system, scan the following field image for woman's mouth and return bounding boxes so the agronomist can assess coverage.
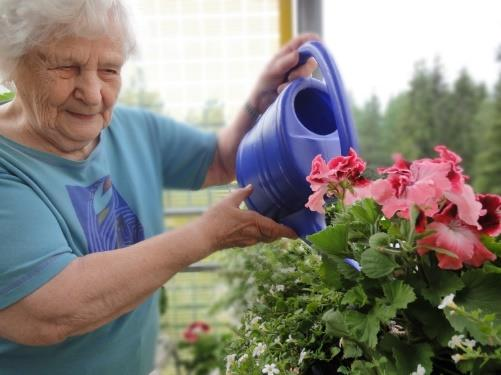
[67,110,97,120]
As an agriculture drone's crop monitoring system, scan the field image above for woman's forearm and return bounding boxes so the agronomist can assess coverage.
[0,219,211,345]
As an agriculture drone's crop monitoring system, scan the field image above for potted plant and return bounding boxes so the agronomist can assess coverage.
[224,146,501,374]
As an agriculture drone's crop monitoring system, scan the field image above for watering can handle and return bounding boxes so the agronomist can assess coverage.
[297,41,359,155]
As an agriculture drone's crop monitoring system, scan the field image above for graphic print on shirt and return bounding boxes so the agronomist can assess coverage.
[66,176,144,253]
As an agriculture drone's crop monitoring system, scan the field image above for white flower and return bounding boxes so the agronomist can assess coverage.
[262,363,279,374]
[237,353,248,365]
[250,316,262,325]
[281,267,296,273]
[209,369,221,375]
[451,354,462,363]
[286,335,295,343]
[410,364,426,375]
[226,354,236,372]
[298,349,308,365]
[448,334,464,348]
[273,337,281,345]
[438,293,456,309]
[464,338,476,348]
[253,343,267,357]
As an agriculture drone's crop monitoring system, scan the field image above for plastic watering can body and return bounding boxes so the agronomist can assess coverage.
[236,41,359,238]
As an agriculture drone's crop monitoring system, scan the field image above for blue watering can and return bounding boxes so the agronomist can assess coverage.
[236,41,359,237]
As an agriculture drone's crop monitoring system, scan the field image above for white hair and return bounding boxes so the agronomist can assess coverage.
[0,0,137,86]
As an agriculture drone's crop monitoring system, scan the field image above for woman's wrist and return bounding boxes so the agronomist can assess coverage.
[243,101,261,123]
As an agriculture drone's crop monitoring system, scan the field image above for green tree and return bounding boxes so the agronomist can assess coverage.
[355,95,387,170]
[474,71,501,194]
[381,92,409,164]
[444,70,487,175]
[394,59,450,159]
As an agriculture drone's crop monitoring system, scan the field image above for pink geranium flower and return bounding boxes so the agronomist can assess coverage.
[417,203,496,269]
[326,148,367,186]
[374,153,452,219]
[372,146,484,227]
[305,148,367,213]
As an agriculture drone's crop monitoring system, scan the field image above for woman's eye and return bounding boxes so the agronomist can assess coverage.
[101,69,119,75]
[55,66,79,77]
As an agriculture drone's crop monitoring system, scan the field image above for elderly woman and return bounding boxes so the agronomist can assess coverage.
[0,0,317,374]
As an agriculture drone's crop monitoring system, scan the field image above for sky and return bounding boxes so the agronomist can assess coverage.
[322,0,501,108]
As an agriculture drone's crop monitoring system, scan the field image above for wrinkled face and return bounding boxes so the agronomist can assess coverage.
[14,35,124,155]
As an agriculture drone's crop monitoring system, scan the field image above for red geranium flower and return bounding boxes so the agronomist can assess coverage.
[182,321,210,343]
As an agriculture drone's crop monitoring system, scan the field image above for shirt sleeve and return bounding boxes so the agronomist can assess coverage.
[0,173,77,309]
[150,111,217,189]
[113,106,218,190]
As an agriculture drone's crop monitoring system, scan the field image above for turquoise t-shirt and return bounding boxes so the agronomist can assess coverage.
[0,105,217,374]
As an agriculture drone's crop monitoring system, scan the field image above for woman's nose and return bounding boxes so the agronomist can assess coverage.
[74,70,102,106]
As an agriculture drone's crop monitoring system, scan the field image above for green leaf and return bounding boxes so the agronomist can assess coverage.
[350,360,378,374]
[341,285,368,307]
[419,269,464,305]
[458,270,501,323]
[330,346,341,358]
[406,299,455,346]
[345,311,380,348]
[482,263,501,274]
[342,339,363,359]
[307,224,348,256]
[323,309,349,337]
[387,222,401,238]
[319,257,342,288]
[368,232,391,250]
[330,255,363,281]
[350,204,372,224]
[361,248,398,278]
[0,92,14,102]
[480,234,501,256]
[446,270,501,345]
[349,198,378,225]
[392,341,433,375]
[382,280,416,310]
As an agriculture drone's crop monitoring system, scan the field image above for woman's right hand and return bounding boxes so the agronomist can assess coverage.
[196,184,297,251]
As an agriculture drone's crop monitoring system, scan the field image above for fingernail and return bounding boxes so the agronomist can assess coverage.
[245,184,253,189]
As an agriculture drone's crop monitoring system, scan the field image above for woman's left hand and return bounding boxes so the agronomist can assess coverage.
[248,33,320,115]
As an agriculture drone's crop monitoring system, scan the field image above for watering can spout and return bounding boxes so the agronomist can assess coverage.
[236,41,359,238]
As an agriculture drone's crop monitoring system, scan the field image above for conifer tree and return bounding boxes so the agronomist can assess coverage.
[474,71,501,194]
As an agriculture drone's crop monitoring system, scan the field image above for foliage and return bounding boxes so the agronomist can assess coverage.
[176,321,232,375]
[474,72,501,195]
[0,91,14,104]
[221,241,345,375]
[224,148,501,374]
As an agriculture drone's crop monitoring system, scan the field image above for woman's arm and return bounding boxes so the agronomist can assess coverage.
[0,185,296,346]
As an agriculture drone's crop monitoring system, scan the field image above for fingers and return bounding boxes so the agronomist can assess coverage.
[252,212,298,240]
[224,184,253,206]
[277,32,321,58]
[287,57,317,81]
[271,33,321,79]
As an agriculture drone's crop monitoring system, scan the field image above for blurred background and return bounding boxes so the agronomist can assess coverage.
[3,1,500,373]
